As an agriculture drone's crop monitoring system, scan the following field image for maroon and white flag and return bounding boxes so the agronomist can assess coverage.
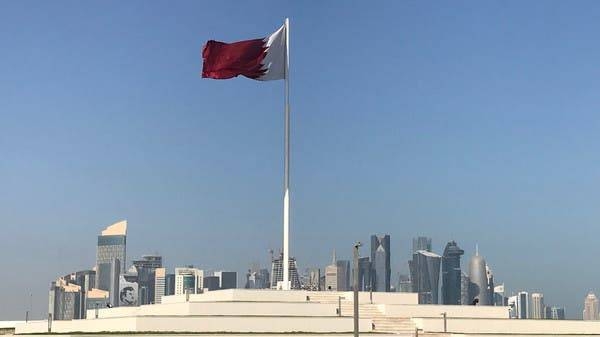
[202,25,286,81]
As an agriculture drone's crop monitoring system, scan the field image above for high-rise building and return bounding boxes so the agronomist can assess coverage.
[270,253,301,289]
[516,291,529,319]
[441,241,464,305]
[508,296,517,318]
[96,220,127,305]
[468,248,491,305]
[214,271,237,289]
[551,306,566,320]
[325,252,343,291]
[584,292,599,320]
[165,273,175,296]
[412,236,432,253]
[486,264,494,304]
[531,293,544,319]
[85,288,109,313]
[409,250,441,304]
[398,274,412,293]
[49,278,82,320]
[544,305,552,320]
[461,272,470,305]
[371,234,391,292]
[203,276,220,291]
[336,260,351,291]
[357,257,372,291]
[71,270,96,318]
[154,268,166,304]
[493,284,507,306]
[174,267,204,295]
[132,255,162,304]
[245,269,270,289]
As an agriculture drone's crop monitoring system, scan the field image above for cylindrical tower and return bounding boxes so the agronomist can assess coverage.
[468,249,490,305]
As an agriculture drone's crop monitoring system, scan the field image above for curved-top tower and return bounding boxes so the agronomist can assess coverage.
[468,246,490,305]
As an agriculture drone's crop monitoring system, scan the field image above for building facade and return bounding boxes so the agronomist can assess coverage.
[412,236,432,253]
[95,220,127,306]
[214,271,237,289]
[584,292,599,321]
[174,267,204,295]
[154,268,166,304]
[516,291,529,319]
[531,293,544,319]
[370,234,391,292]
[132,255,162,305]
[409,250,441,304]
[270,253,301,289]
[441,241,464,305]
[468,249,491,305]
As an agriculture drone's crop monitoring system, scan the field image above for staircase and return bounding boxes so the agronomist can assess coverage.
[306,292,416,335]
[339,302,416,335]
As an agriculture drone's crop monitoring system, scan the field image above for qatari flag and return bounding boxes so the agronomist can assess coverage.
[202,25,286,81]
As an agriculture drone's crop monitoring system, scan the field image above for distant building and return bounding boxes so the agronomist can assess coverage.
[270,253,301,289]
[165,273,175,296]
[154,268,166,304]
[412,236,432,253]
[441,241,464,305]
[203,276,220,291]
[468,248,491,305]
[544,305,552,320]
[49,278,82,320]
[583,292,599,320]
[325,251,343,291]
[516,291,529,319]
[96,220,127,305]
[531,293,544,319]
[132,255,162,304]
[300,268,320,290]
[493,284,507,306]
[508,296,517,318]
[486,264,494,304]
[409,250,441,304]
[245,269,270,289]
[371,234,391,292]
[551,306,566,320]
[461,272,470,305]
[175,267,204,295]
[357,257,372,291]
[214,271,237,289]
[336,260,351,291]
[85,288,109,313]
[398,274,412,293]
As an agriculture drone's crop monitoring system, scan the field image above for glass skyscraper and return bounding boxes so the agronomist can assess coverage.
[96,220,127,307]
[409,250,441,304]
[441,241,464,305]
[370,234,390,292]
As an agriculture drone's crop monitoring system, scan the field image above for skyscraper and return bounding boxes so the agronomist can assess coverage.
[214,271,237,289]
[583,292,599,321]
[441,241,464,305]
[468,248,491,305]
[531,293,544,319]
[325,251,343,291]
[516,291,529,319]
[132,255,162,304]
[412,236,432,253]
[270,253,301,289]
[174,267,203,295]
[409,250,441,304]
[336,260,351,291]
[398,274,412,293]
[461,272,470,305]
[49,278,82,320]
[96,220,127,305]
[370,234,391,292]
[154,268,166,304]
[357,257,371,291]
[245,269,270,289]
[551,306,566,320]
[165,273,175,296]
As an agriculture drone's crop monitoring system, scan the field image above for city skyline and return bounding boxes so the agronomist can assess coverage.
[3,0,600,321]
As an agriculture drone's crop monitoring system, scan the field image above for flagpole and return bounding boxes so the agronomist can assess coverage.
[282,17,291,291]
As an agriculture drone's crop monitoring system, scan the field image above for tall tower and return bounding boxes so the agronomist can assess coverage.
[583,292,599,320]
[516,291,529,319]
[370,234,391,292]
[95,220,127,305]
[409,250,441,304]
[441,241,464,305]
[531,293,544,319]
[468,246,490,305]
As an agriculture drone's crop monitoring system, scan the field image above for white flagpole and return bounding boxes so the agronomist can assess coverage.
[282,17,291,291]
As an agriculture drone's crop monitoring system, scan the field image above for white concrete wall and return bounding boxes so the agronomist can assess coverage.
[414,317,600,334]
[15,316,372,334]
[90,302,340,318]
[382,304,509,318]
[161,289,418,305]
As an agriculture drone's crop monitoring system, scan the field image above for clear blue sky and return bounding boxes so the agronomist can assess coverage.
[2,0,600,319]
